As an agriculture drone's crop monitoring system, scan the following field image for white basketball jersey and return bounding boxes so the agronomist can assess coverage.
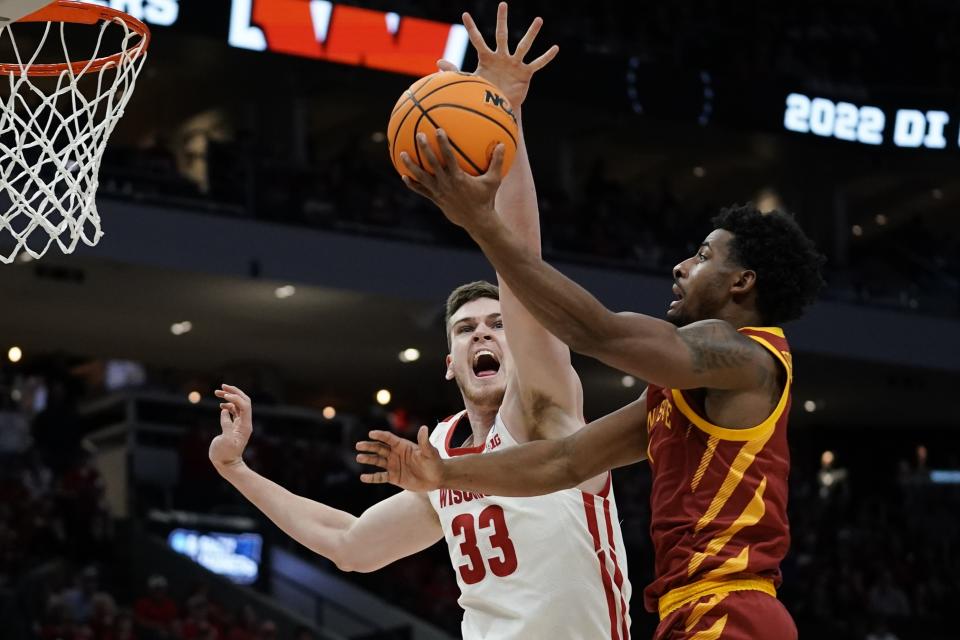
[428,411,632,640]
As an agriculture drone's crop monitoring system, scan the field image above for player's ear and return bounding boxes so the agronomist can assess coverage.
[731,269,757,296]
[445,354,455,380]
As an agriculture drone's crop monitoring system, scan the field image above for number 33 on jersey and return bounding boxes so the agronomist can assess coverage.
[428,411,633,640]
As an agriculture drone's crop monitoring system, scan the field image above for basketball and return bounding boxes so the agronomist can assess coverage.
[387,71,518,179]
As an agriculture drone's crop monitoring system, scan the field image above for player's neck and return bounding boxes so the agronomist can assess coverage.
[461,400,498,446]
[714,305,764,329]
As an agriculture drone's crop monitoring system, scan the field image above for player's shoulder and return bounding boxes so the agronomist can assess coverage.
[739,326,793,381]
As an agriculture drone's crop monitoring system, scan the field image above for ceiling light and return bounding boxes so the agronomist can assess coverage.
[692,166,705,178]
[275,285,296,299]
[399,348,421,363]
[323,406,336,419]
[170,321,193,336]
[7,346,22,363]
[755,188,783,214]
[803,400,816,413]
[851,225,863,237]
[376,389,392,405]
[188,391,201,404]
[875,214,887,226]
[621,375,636,388]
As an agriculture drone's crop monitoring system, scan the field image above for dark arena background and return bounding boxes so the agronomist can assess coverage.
[1,1,958,639]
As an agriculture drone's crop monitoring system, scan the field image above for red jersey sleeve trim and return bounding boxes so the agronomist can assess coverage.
[670,328,791,442]
[444,411,487,456]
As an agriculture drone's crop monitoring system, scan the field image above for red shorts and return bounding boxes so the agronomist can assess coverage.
[654,590,797,640]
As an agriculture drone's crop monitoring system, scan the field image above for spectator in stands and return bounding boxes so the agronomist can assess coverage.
[225,605,258,640]
[36,594,73,640]
[133,574,178,639]
[61,565,106,623]
[257,620,277,640]
[114,612,138,640]
[868,570,912,619]
[88,592,118,638]
[21,449,53,502]
[181,595,222,640]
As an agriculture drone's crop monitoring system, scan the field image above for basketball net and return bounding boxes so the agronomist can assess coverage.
[0,2,149,263]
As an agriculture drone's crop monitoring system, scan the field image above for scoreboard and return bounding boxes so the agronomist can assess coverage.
[86,0,467,77]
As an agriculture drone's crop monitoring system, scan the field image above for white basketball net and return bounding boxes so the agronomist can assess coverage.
[0,15,147,263]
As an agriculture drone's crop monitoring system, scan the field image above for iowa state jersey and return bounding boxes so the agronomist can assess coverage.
[643,326,793,618]
[428,411,632,640]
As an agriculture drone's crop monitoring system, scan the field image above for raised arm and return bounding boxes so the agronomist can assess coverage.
[447,5,579,431]
[400,140,773,392]
[213,385,441,573]
[356,390,649,497]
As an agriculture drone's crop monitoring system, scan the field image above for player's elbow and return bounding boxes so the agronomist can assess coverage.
[317,534,374,574]
[328,549,381,574]
[332,556,375,574]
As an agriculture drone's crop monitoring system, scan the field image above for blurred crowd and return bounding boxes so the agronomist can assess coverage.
[27,563,299,640]
[99,136,960,318]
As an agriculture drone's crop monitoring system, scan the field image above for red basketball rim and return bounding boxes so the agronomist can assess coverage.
[0,0,151,77]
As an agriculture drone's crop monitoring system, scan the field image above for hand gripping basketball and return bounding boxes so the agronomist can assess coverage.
[356,426,445,493]
[399,128,505,233]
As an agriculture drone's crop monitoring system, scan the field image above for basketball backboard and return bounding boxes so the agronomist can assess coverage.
[0,0,53,23]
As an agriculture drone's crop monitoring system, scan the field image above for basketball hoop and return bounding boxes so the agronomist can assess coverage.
[0,1,150,263]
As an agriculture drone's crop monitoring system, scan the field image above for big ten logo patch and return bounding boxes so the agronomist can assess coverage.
[648,398,674,430]
[487,433,502,451]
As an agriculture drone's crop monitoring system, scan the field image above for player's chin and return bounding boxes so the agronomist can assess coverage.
[665,306,687,328]
[467,373,507,400]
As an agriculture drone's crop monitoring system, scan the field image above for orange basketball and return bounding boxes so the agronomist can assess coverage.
[387,71,518,179]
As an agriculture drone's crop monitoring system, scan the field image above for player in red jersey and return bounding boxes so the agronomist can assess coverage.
[356,127,824,638]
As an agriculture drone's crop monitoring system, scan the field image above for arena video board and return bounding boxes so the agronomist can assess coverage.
[87,0,468,77]
[168,528,263,585]
[783,92,960,150]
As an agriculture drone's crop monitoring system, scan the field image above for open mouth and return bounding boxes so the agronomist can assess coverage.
[472,349,501,378]
[670,283,684,309]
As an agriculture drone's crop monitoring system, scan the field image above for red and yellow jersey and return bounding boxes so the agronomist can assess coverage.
[643,326,794,620]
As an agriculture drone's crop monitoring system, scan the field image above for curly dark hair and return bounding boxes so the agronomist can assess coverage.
[711,204,826,325]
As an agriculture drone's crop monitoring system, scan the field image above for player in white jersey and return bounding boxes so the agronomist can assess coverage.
[428,407,630,639]
[211,5,630,638]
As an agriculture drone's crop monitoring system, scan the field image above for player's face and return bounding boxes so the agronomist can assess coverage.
[446,297,512,408]
[667,229,740,326]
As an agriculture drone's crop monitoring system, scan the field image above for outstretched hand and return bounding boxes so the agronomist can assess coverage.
[438,2,559,109]
[210,384,253,470]
[356,426,445,493]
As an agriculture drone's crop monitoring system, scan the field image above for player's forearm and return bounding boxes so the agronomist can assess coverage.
[437,437,581,497]
[467,219,622,354]
[495,112,542,254]
[215,462,356,566]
